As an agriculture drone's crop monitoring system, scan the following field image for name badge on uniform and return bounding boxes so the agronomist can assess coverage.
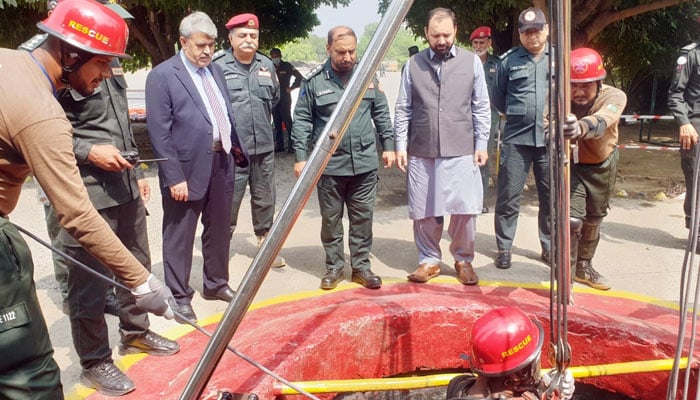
[111,66,124,76]
[258,68,272,78]
[224,73,239,81]
[316,89,333,97]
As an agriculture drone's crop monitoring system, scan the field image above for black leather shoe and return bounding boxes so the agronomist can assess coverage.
[104,288,119,316]
[202,286,235,302]
[320,269,343,290]
[351,269,382,289]
[80,361,135,396]
[495,250,512,269]
[119,330,180,356]
[174,303,197,324]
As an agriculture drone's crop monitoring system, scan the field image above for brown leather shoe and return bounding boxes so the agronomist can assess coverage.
[407,263,440,283]
[454,261,479,285]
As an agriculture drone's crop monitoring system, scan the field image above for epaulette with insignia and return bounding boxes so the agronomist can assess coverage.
[18,33,48,52]
[680,42,699,54]
[256,50,272,62]
[212,49,228,61]
[498,46,518,61]
[304,63,324,80]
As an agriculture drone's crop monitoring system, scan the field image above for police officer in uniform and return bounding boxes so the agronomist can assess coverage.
[291,26,395,290]
[214,13,285,268]
[0,0,175,398]
[493,7,551,270]
[668,17,700,235]
[270,47,304,153]
[470,25,500,214]
[564,48,627,292]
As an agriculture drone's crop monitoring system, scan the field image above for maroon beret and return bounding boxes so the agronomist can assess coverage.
[470,26,491,41]
[225,13,259,30]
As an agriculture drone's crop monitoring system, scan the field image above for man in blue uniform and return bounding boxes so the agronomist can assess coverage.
[292,26,394,290]
[214,13,285,268]
[668,17,700,239]
[492,7,551,270]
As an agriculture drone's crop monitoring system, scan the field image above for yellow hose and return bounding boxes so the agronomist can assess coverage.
[274,357,690,395]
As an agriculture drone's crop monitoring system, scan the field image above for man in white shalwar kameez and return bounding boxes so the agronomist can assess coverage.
[394,7,491,285]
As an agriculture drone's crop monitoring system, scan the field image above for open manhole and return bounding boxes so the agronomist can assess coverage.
[334,382,636,400]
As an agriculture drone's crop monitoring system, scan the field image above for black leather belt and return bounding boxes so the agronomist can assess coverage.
[212,141,223,152]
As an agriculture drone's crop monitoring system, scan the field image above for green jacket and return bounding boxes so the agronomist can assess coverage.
[291,60,394,176]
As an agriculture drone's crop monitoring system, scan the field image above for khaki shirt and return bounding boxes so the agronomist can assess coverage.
[0,49,148,287]
[574,84,627,164]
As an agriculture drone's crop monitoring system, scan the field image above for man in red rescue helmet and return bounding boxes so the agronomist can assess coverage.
[446,307,574,399]
[563,48,627,292]
[0,0,175,397]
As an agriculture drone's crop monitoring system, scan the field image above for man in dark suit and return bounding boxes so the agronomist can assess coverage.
[146,11,247,324]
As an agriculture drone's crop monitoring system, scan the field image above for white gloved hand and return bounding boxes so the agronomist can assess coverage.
[540,369,575,400]
[562,114,581,140]
[131,274,175,319]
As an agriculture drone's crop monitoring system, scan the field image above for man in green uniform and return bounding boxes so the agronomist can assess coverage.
[291,26,395,290]
[668,17,700,238]
[493,7,551,270]
[564,48,627,291]
[471,25,500,214]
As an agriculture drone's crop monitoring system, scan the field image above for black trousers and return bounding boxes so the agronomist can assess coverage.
[0,217,63,399]
[317,170,378,271]
[64,198,150,369]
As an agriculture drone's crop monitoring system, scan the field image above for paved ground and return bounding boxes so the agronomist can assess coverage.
[16,160,695,398]
[12,69,696,397]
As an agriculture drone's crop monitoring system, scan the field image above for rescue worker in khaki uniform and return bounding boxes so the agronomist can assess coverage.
[270,47,304,153]
[668,17,700,235]
[470,25,500,214]
[445,307,574,399]
[214,13,285,268]
[292,26,395,290]
[19,2,180,395]
[0,0,174,398]
[564,48,626,291]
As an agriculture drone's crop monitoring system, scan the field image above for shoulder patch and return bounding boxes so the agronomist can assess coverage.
[212,49,227,62]
[677,55,688,66]
[305,63,324,80]
[681,42,699,53]
[17,33,48,52]
[606,104,619,113]
[256,51,272,62]
[498,47,518,61]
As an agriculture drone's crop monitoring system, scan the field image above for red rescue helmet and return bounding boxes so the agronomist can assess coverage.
[469,307,544,377]
[37,0,131,59]
[570,47,606,83]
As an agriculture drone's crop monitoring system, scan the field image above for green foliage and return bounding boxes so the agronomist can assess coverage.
[357,22,425,67]
[0,0,350,68]
[595,3,700,113]
[275,35,328,64]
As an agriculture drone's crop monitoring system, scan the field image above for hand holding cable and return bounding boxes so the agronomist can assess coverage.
[131,274,176,319]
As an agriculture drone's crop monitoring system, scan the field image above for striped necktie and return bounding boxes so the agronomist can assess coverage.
[197,68,231,153]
